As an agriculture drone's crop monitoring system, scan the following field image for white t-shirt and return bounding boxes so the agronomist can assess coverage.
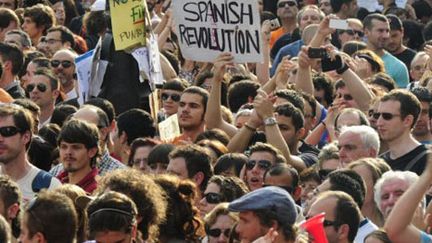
[2,165,62,203]
[354,218,378,243]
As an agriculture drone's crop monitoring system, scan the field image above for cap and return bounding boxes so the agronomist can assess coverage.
[387,14,403,31]
[228,186,297,225]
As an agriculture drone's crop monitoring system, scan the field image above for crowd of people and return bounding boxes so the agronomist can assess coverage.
[0,0,432,242]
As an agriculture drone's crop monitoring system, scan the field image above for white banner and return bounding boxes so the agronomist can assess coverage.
[172,0,263,63]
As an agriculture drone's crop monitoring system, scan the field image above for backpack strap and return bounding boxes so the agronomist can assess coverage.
[31,170,53,193]
[404,149,431,171]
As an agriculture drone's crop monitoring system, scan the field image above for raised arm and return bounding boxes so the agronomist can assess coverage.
[255,20,272,85]
[227,109,263,153]
[205,53,238,137]
[295,46,314,95]
[384,154,432,243]
[254,90,307,171]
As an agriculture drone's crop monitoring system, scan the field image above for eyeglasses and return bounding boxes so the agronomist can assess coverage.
[203,192,222,204]
[323,219,340,227]
[245,160,272,170]
[0,126,21,137]
[342,29,364,37]
[161,93,181,102]
[372,112,401,120]
[263,184,293,194]
[207,228,231,238]
[50,60,73,68]
[278,1,297,8]
[26,83,47,93]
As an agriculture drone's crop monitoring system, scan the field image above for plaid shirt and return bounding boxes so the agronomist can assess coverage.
[49,150,125,177]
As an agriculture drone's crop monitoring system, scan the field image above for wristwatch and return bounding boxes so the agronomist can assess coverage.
[264,117,277,126]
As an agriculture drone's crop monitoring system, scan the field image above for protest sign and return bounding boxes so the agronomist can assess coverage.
[109,0,147,50]
[172,0,263,63]
[75,49,95,104]
[158,114,181,142]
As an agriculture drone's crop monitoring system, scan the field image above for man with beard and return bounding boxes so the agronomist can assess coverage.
[0,104,60,202]
[411,87,432,144]
[56,119,99,193]
[385,14,416,71]
[51,49,80,106]
[172,86,208,145]
[363,13,409,88]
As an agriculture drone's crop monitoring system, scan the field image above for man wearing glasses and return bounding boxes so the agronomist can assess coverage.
[377,89,428,175]
[45,26,75,58]
[307,191,361,243]
[157,79,188,123]
[0,104,61,202]
[245,142,286,191]
[269,0,299,48]
[51,49,80,106]
[27,69,60,129]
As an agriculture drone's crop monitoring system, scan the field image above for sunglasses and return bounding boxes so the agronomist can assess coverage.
[0,126,21,137]
[50,60,73,68]
[342,29,364,37]
[372,112,401,120]
[305,216,339,228]
[368,109,375,117]
[207,228,231,238]
[278,1,296,8]
[203,192,222,204]
[245,160,272,170]
[26,83,47,93]
[161,93,181,102]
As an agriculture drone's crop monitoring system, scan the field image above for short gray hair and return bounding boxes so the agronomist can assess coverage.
[374,170,418,212]
[339,125,380,154]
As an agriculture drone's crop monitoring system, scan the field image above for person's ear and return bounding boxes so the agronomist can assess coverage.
[88,146,98,158]
[403,114,414,128]
[193,171,204,188]
[7,203,20,220]
[120,131,128,145]
[293,186,302,202]
[337,224,350,241]
[296,127,306,140]
[22,130,31,146]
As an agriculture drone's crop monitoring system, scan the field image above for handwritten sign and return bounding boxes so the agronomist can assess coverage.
[158,114,181,142]
[109,0,147,50]
[172,0,263,63]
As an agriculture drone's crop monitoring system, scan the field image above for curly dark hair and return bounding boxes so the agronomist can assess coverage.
[153,174,204,242]
[96,169,167,242]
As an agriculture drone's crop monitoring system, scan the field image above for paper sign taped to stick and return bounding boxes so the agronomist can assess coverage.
[172,0,263,63]
[109,0,147,50]
[158,114,181,142]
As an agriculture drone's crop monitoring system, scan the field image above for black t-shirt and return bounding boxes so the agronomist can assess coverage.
[298,141,319,167]
[380,145,429,175]
[394,48,416,72]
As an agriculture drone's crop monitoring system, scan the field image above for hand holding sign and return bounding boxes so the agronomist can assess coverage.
[213,53,234,81]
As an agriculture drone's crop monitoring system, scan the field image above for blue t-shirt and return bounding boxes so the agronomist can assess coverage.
[421,231,432,243]
[381,51,409,88]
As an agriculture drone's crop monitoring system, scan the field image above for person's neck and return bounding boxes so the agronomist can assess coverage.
[273,229,293,243]
[391,45,406,55]
[0,74,15,89]
[68,166,92,185]
[62,80,75,94]
[31,33,42,46]
[281,18,297,34]
[40,104,54,124]
[387,133,421,159]
[291,141,300,155]
[414,132,432,144]
[367,43,385,56]
[181,123,205,142]
[1,153,31,181]
[362,201,383,226]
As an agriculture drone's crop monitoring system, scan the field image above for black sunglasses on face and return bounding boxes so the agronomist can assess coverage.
[161,93,181,102]
[245,160,272,170]
[372,112,401,120]
[278,1,296,8]
[207,228,231,238]
[337,93,353,101]
[203,192,222,204]
[50,60,73,68]
[0,126,21,137]
[342,29,364,37]
[26,83,47,93]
